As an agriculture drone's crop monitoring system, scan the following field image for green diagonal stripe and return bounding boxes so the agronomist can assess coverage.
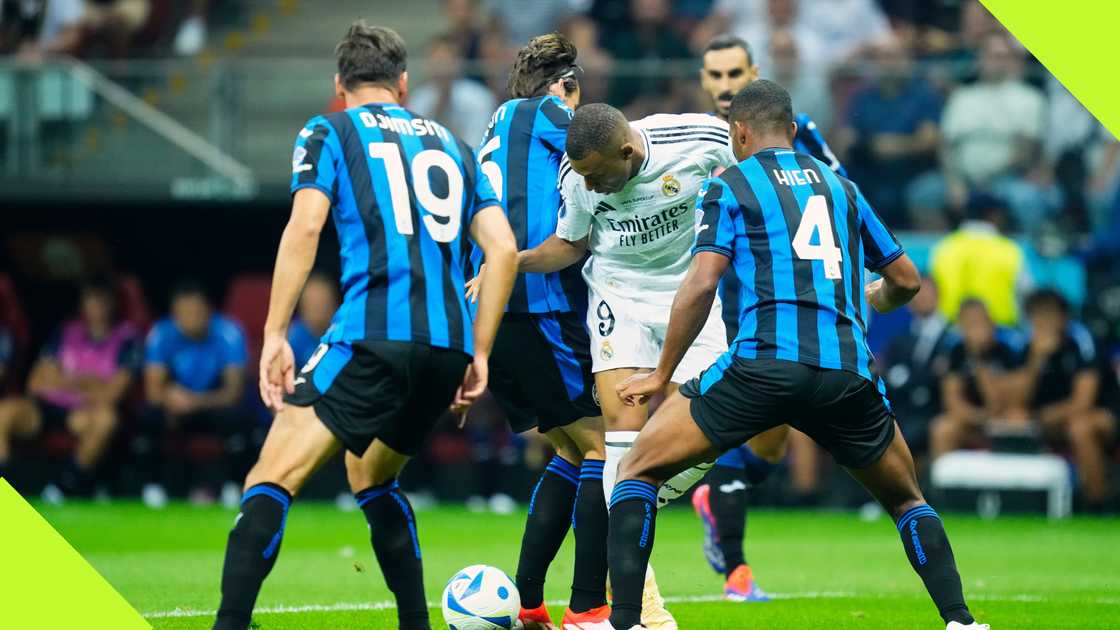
[0,479,150,629]
[982,0,1120,136]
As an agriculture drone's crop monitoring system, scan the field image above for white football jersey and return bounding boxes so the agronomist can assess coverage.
[557,113,736,301]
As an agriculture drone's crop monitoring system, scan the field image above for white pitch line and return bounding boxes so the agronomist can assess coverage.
[142,591,1120,619]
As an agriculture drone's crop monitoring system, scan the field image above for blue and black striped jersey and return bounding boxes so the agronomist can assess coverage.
[720,113,844,337]
[695,148,903,381]
[473,95,585,313]
[291,103,499,355]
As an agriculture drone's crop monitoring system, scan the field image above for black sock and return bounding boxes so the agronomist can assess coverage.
[356,479,430,630]
[214,483,291,630]
[896,504,974,624]
[607,480,658,630]
[515,455,579,609]
[570,458,607,612]
[707,464,749,576]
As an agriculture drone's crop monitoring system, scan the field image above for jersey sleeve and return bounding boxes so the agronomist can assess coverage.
[856,184,904,271]
[692,178,738,258]
[534,96,572,153]
[290,116,340,198]
[555,158,595,241]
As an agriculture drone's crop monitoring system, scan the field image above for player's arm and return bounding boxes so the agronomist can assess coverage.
[857,184,919,313]
[618,178,734,404]
[260,188,330,409]
[518,234,588,273]
[865,254,921,313]
[455,205,518,411]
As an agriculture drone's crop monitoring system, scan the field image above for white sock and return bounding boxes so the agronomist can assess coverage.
[657,461,715,508]
[603,430,639,502]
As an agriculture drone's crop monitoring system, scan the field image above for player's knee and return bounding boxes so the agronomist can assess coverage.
[751,439,787,463]
[616,448,664,485]
[555,441,583,466]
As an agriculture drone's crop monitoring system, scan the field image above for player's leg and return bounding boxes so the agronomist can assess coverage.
[560,416,610,618]
[596,367,650,498]
[343,341,471,630]
[0,397,42,477]
[701,427,786,601]
[608,392,722,630]
[345,440,428,630]
[801,370,982,628]
[214,403,341,630]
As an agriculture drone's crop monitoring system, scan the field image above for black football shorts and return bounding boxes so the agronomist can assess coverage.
[681,357,896,469]
[285,339,470,457]
[488,311,600,434]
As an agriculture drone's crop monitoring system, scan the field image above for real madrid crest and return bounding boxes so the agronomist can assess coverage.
[661,174,681,197]
[600,340,614,360]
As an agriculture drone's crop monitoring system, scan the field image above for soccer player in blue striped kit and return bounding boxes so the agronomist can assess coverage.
[603,81,988,630]
[692,33,852,602]
[470,33,610,629]
[210,23,518,630]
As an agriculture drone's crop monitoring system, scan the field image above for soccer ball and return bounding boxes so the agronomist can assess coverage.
[441,564,521,629]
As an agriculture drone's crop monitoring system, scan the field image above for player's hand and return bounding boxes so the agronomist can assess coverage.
[165,385,198,415]
[864,278,887,313]
[616,370,668,407]
[451,355,489,425]
[464,263,485,304]
[259,332,296,412]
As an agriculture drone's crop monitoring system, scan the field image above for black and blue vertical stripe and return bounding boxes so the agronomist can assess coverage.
[290,103,497,355]
[694,148,903,386]
[473,95,584,314]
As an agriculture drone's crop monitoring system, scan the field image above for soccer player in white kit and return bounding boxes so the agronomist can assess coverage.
[516,103,736,628]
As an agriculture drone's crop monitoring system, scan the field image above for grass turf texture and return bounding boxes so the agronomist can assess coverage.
[34,501,1120,629]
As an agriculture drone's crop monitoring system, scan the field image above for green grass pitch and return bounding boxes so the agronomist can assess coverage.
[35,501,1120,629]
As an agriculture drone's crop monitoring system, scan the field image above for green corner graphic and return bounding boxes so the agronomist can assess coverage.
[0,479,150,629]
[983,0,1120,137]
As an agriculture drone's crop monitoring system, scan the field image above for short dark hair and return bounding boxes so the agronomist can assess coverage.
[703,34,753,66]
[566,103,628,160]
[334,21,407,91]
[508,32,579,98]
[728,79,793,135]
[1025,288,1069,317]
[170,279,208,304]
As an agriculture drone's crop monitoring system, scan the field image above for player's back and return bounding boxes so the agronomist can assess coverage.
[291,103,495,355]
[696,148,903,381]
[475,95,583,313]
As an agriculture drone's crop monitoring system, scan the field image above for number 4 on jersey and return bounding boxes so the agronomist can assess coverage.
[792,194,843,280]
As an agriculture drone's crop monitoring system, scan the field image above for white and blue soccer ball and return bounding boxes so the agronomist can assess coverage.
[441,564,521,630]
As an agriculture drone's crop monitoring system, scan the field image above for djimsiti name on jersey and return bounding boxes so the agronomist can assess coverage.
[356,110,452,143]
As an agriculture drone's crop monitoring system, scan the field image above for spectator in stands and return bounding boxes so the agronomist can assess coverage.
[79,0,151,58]
[485,0,588,48]
[138,280,247,508]
[839,35,942,226]
[930,193,1032,327]
[937,32,1057,227]
[442,0,501,86]
[929,299,1021,459]
[13,0,84,58]
[409,32,498,147]
[881,277,953,456]
[287,272,338,368]
[605,0,693,115]
[1006,290,1116,508]
[0,278,139,499]
[769,28,831,132]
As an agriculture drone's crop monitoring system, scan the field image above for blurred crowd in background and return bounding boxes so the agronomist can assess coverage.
[1,0,1118,513]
